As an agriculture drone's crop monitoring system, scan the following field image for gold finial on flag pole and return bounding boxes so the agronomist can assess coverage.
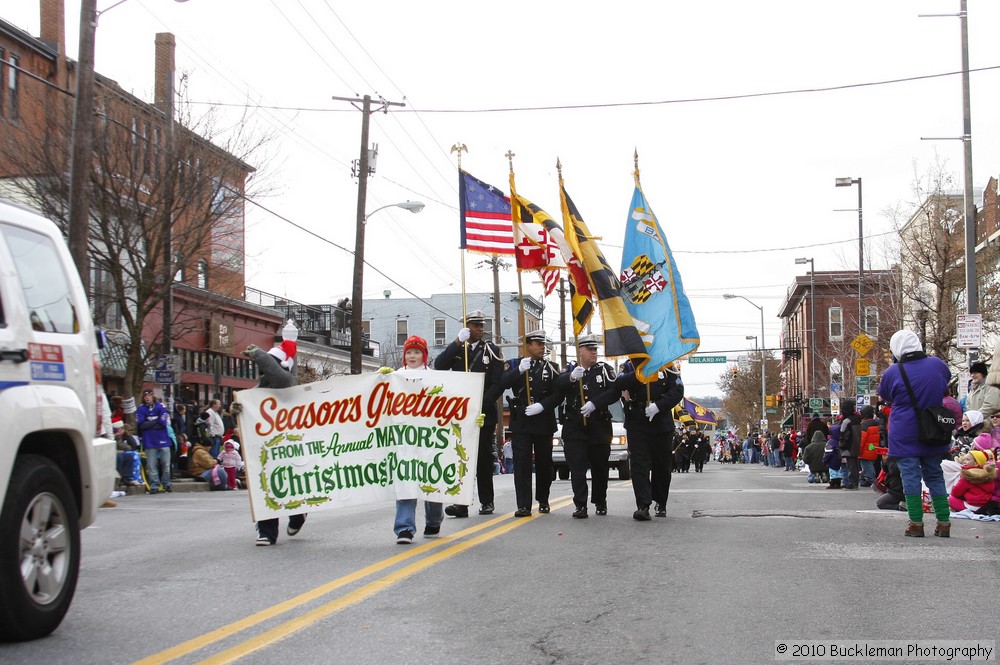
[450,142,467,169]
[505,150,515,173]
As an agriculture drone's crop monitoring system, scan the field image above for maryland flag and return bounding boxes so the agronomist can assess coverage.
[559,171,646,363]
[620,167,700,380]
[509,174,563,296]
[509,171,592,325]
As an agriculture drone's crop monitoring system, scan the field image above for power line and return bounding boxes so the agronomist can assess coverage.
[186,64,1000,114]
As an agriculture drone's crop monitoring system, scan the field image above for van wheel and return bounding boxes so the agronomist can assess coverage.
[618,463,631,480]
[0,455,80,641]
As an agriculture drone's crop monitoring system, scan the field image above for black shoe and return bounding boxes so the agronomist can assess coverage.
[478,503,494,515]
[444,504,469,518]
[287,523,302,537]
[538,502,550,514]
[513,507,532,518]
[396,530,414,544]
[654,503,666,517]
[633,507,651,521]
[572,506,588,519]
[595,504,607,516]
[164,485,173,493]
[423,525,440,538]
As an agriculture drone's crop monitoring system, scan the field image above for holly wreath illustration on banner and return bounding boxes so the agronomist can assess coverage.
[234,370,484,521]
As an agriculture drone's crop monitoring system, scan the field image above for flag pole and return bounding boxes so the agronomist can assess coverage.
[452,142,470,370]
[635,148,652,403]
[508,153,532,403]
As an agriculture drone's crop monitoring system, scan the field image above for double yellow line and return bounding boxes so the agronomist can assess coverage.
[135,495,576,665]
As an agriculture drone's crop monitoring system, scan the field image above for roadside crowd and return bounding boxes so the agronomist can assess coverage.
[714,330,1000,538]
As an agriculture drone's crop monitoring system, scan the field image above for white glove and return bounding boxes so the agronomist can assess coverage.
[580,401,596,417]
[518,358,532,373]
[525,403,544,417]
[457,328,471,343]
[570,365,586,381]
[645,403,660,421]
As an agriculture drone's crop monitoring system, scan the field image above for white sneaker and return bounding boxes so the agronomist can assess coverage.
[255,535,272,546]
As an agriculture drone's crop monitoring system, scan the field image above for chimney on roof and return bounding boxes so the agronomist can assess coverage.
[39,0,67,85]
[154,32,175,116]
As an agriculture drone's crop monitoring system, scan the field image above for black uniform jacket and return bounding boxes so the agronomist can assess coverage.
[501,357,563,435]
[591,369,684,435]
[555,361,616,440]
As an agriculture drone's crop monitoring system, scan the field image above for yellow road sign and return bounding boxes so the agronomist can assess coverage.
[855,358,870,377]
[851,333,874,356]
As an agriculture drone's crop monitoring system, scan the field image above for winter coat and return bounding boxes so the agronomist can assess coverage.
[805,418,829,444]
[839,414,862,458]
[802,431,828,474]
[218,450,243,470]
[189,444,219,477]
[950,464,997,507]
[877,330,952,458]
[966,381,1000,418]
[859,417,881,460]
[135,400,171,449]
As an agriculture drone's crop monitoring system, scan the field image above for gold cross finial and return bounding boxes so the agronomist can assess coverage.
[505,150,515,173]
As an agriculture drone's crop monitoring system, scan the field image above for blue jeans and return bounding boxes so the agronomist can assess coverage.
[200,466,229,489]
[783,454,794,470]
[504,458,514,474]
[210,436,222,459]
[896,454,947,497]
[145,447,172,490]
[394,499,443,536]
[859,458,876,485]
[770,449,781,467]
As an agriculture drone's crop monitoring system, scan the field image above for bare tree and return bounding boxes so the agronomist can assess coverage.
[1,80,271,401]
[884,160,1000,371]
[718,353,781,436]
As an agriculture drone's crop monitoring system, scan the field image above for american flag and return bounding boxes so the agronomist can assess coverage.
[458,170,514,255]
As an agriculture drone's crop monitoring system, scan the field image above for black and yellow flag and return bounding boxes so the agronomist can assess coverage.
[559,173,647,364]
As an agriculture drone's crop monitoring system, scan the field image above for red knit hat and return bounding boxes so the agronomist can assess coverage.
[268,339,297,370]
[402,335,428,367]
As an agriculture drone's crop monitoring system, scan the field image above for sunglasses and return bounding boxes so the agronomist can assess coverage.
[992,414,1000,419]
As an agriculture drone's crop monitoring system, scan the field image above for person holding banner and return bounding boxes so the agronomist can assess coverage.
[502,330,563,517]
[386,336,445,543]
[592,361,684,520]
[433,310,505,517]
[557,334,616,518]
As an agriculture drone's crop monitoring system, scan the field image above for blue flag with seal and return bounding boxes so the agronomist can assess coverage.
[620,169,700,381]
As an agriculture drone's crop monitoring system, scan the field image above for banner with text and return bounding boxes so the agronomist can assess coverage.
[235,370,484,521]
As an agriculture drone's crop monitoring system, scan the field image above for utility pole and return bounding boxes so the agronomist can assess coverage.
[68,0,98,291]
[960,0,979,365]
[157,32,176,409]
[334,94,405,374]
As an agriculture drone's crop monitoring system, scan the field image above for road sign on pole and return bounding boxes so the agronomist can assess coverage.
[957,314,982,348]
[689,355,727,364]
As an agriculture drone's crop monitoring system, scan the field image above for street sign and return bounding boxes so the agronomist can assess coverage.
[830,382,841,393]
[856,394,868,406]
[808,398,824,412]
[957,314,983,348]
[855,358,870,376]
[155,370,175,385]
[689,355,727,364]
[855,376,871,393]
[851,333,874,356]
[830,396,841,416]
[766,408,777,414]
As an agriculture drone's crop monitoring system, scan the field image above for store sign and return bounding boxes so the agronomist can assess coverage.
[209,317,236,354]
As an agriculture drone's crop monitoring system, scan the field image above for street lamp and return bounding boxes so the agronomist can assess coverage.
[795,257,816,398]
[746,334,757,350]
[724,294,767,431]
[350,200,425,374]
[835,177,863,333]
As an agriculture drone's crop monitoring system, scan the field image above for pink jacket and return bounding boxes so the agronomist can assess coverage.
[950,465,996,507]
[217,450,243,470]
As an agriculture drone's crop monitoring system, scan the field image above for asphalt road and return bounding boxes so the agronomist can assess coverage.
[2,462,997,665]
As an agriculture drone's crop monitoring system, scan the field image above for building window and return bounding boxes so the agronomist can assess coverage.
[142,121,151,173]
[434,318,446,346]
[197,259,208,289]
[0,49,5,117]
[153,126,161,177]
[361,320,371,339]
[7,54,18,121]
[131,117,139,165]
[396,319,408,346]
[829,307,842,341]
[173,252,184,283]
[864,306,879,339]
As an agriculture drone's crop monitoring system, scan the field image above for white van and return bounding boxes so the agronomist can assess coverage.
[0,199,115,641]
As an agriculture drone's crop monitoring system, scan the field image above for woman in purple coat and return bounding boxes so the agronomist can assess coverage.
[877,330,953,538]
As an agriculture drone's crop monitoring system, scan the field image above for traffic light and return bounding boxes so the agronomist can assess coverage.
[732,366,738,376]
[765,395,775,408]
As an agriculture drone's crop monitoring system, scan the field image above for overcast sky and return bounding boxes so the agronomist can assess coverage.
[7,0,1000,397]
